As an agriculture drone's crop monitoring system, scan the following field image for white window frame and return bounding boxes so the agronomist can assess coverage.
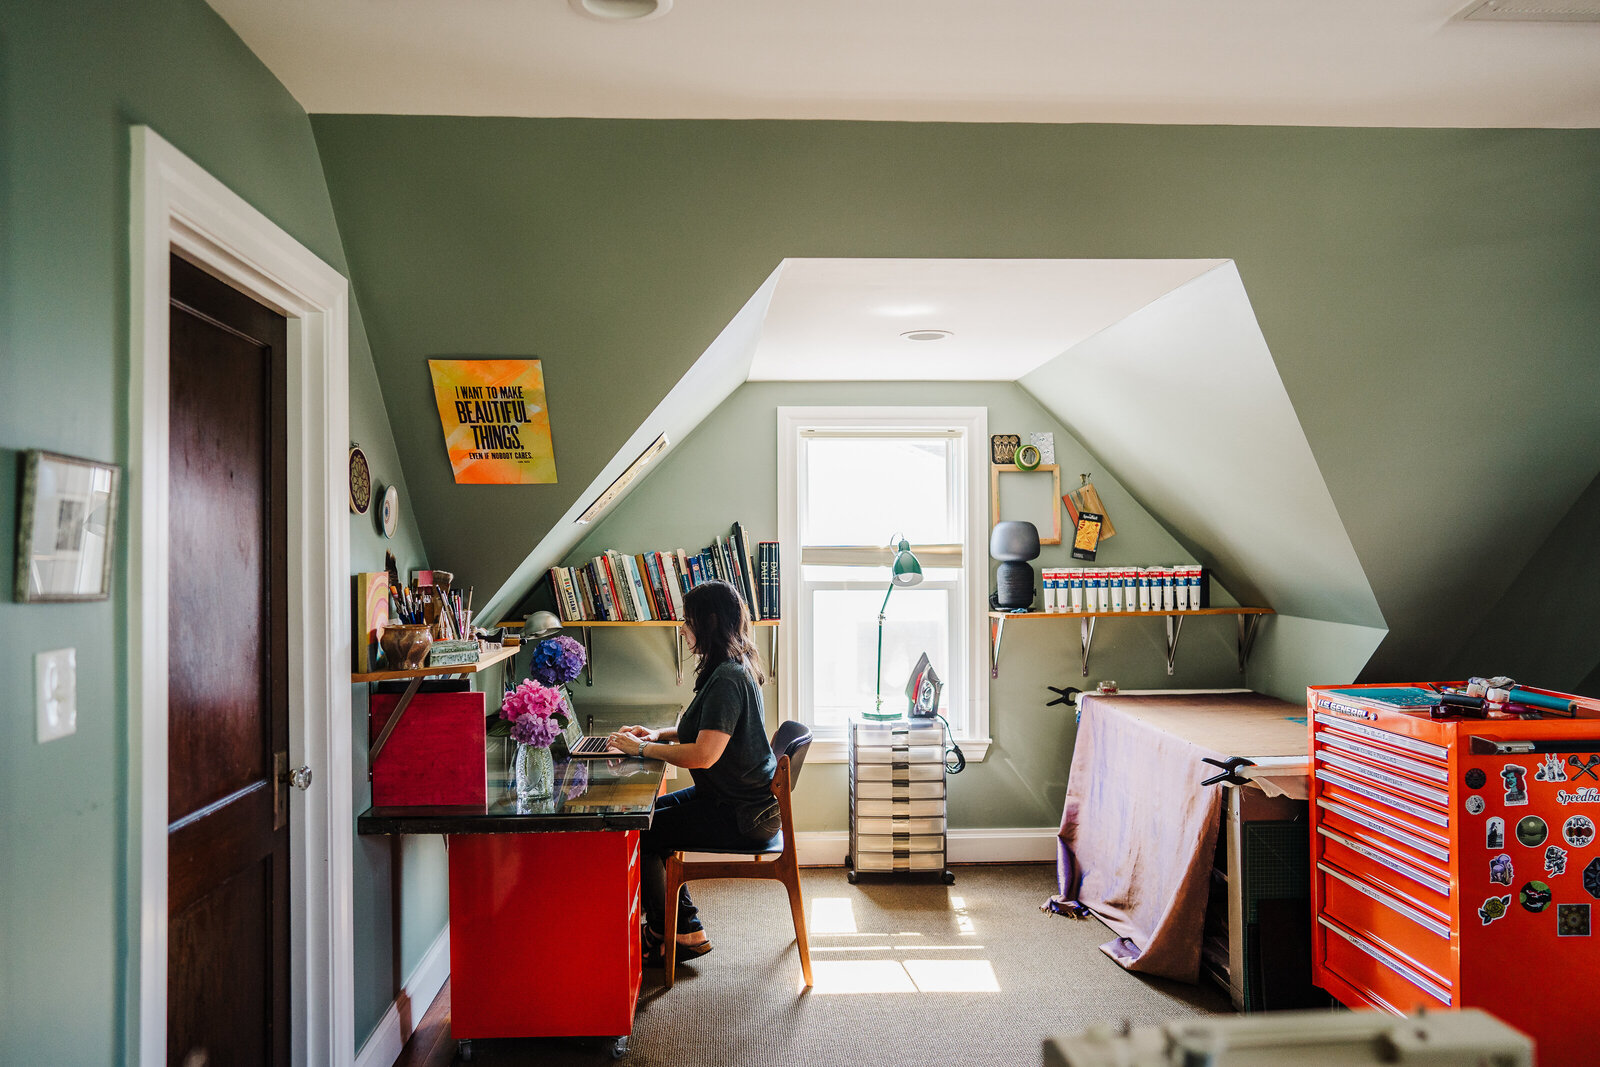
[777,406,990,763]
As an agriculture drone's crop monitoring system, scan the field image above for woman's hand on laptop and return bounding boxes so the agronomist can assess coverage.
[607,730,647,756]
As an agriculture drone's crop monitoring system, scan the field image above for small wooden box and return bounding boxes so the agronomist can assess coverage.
[369,690,487,807]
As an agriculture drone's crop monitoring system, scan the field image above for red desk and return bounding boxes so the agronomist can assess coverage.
[359,745,668,1060]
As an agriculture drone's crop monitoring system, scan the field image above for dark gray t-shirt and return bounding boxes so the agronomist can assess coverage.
[677,660,777,832]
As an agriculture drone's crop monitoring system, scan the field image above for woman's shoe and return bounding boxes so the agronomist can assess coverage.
[641,926,712,967]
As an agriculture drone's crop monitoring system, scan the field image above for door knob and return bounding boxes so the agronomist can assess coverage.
[288,765,314,791]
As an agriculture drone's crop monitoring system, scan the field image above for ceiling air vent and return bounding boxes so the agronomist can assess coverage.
[1457,0,1600,21]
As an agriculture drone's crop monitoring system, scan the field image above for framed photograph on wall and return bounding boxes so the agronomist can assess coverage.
[14,449,121,602]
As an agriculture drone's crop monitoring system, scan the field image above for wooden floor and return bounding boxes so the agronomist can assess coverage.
[392,980,456,1067]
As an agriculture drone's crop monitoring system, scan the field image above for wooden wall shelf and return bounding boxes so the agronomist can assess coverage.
[354,643,521,771]
[501,618,779,687]
[986,607,1273,678]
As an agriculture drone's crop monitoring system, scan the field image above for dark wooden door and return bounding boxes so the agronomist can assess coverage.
[167,253,290,1067]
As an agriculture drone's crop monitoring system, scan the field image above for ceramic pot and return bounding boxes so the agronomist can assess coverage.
[380,623,433,670]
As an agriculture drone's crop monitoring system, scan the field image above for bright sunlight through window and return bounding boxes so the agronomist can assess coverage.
[779,408,987,743]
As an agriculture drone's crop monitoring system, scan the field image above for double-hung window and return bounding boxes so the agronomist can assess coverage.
[778,407,988,760]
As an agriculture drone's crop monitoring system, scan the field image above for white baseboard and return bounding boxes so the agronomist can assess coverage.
[687,827,1058,868]
[353,923,452,1067]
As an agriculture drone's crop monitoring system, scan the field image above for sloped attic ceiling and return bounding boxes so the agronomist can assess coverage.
[311,118,1600,681]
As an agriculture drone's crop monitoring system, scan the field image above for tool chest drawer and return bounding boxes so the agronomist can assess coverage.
[1319,917,1452,1010]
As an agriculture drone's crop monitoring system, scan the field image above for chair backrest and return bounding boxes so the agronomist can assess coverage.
[769,720,813,790]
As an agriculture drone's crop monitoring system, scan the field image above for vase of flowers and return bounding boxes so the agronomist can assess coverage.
[499,678,567,801]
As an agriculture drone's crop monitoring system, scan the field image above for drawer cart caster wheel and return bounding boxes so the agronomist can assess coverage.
[942,870,956,885]
[611,1036,630,1059]
[457,1039,473,1061]
[847,870,859,884]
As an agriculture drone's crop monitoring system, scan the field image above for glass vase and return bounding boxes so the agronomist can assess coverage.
[513,742,555,801]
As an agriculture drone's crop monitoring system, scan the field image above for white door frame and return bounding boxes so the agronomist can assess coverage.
[129,125,354,1067]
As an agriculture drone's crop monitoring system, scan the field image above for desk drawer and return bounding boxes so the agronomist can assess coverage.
[855,850,945,872]
[855,745,943,765]
[1320,917,1452,1010]
[1317,862,1452,978]
[856,797,945,818]
[854,780,945,800]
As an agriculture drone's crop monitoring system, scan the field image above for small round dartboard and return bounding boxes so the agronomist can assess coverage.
[349,446,372,515]
[380,484,399,539]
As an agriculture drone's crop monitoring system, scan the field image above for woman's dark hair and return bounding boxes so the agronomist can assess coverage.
[682,579,765,689]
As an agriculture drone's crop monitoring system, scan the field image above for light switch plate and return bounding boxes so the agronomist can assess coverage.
[36,647,77,743]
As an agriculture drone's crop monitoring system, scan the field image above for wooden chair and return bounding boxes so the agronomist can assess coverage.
[662,720,814,988]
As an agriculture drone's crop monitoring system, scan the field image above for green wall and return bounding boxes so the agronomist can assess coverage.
[310,117,1600,687]
[0,2,432,1060]
[536,380,1250,830]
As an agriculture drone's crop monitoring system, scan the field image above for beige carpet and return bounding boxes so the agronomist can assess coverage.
[454,864,1230,1065]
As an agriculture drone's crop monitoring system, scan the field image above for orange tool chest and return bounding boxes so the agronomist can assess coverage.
[1307,682,1600,1067]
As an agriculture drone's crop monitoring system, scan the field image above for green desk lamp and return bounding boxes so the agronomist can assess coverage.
[870,535,923,721]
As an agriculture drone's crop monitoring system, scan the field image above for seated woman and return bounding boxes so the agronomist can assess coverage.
[607,579,778,964]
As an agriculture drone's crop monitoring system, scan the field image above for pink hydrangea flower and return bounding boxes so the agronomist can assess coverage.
[499,678,568,749]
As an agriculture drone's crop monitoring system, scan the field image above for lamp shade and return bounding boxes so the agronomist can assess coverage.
[524,610,564,638]
[890,537,923,586]
[990,521,1041,562]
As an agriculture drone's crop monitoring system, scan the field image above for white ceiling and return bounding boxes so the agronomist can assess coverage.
[205,0,1600,127]
[747,259,1225,381]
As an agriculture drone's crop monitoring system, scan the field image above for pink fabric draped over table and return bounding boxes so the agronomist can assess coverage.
[1053,692,1306,982]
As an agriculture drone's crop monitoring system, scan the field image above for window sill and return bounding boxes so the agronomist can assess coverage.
[807,736,991,764]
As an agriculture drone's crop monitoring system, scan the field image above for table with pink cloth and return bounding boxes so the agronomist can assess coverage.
[1051,691,1308,983]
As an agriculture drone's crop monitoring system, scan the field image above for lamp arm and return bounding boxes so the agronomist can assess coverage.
[875,582,895,714]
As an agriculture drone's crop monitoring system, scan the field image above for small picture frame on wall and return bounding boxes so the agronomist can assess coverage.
[14,449,121,602]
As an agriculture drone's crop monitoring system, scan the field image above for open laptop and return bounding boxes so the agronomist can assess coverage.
[552,712,625,759]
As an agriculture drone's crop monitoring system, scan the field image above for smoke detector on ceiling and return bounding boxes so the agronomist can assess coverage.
[569,0,673,21]
[1456,0,1600,21]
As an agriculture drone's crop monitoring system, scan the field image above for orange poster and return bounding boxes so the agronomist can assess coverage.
[427,359,558,484]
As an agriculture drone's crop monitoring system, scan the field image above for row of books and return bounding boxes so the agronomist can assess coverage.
[547,522,781,624]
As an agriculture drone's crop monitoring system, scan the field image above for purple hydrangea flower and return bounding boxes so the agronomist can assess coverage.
[510,711,560,748]
[529,634,587,686]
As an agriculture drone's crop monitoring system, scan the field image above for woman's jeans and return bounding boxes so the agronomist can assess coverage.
[640,786,771,936]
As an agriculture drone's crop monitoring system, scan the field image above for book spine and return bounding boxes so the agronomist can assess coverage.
[689,554,705,587]
[549,568,569,621]
[562,567,582,622]
[772,541,780,619]
[626,553,655,621]
[584,562,606,620]
[572,565,592,620]
[675,549,693,594]
[637,552,664,621]
[598,556,620,620]
[654,552,681,621]
[732,521,761,620]
[607,551,639,621]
